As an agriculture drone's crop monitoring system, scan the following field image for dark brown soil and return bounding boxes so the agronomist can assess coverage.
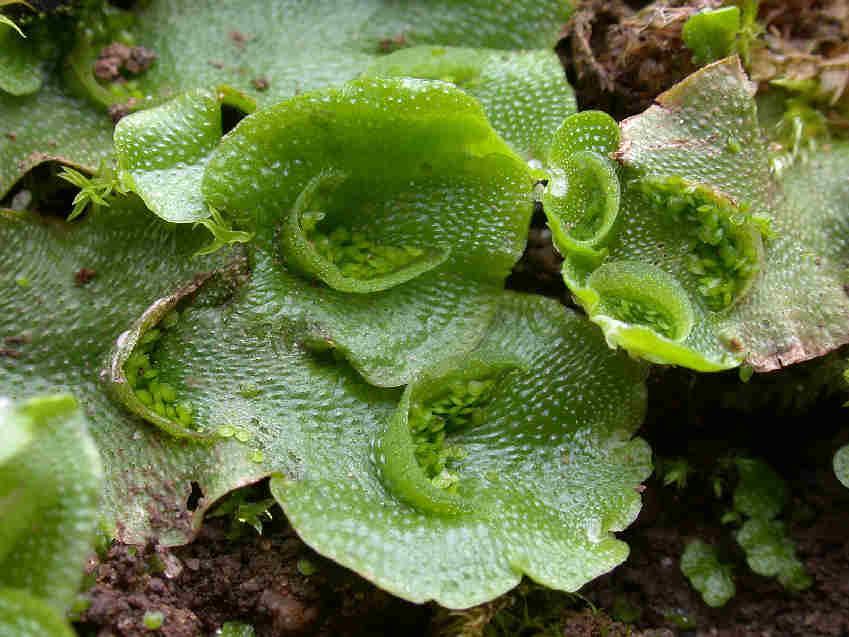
[758,0,849,45]
[563,0,849,122]
[94,43,158,83]
[751,0,849,124]
[505,208,568,303]
[77,509,428,637]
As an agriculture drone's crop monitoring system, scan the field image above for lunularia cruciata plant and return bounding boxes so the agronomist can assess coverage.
[272,292,650,605]
[113,87,257,224]
[0,394,102,637]
[1,71,653,608]
[544,57,849,372]
[5,0,849,629]
[111,267,650,606]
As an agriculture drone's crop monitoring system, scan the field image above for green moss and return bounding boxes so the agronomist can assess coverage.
[207,489,275,538]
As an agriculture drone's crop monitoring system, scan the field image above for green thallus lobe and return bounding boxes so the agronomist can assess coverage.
[544,110,621,256]
[560,152,618,242]
[203,77,532,384]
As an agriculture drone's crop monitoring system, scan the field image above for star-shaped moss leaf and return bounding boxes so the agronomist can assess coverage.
[545,57,849,371]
